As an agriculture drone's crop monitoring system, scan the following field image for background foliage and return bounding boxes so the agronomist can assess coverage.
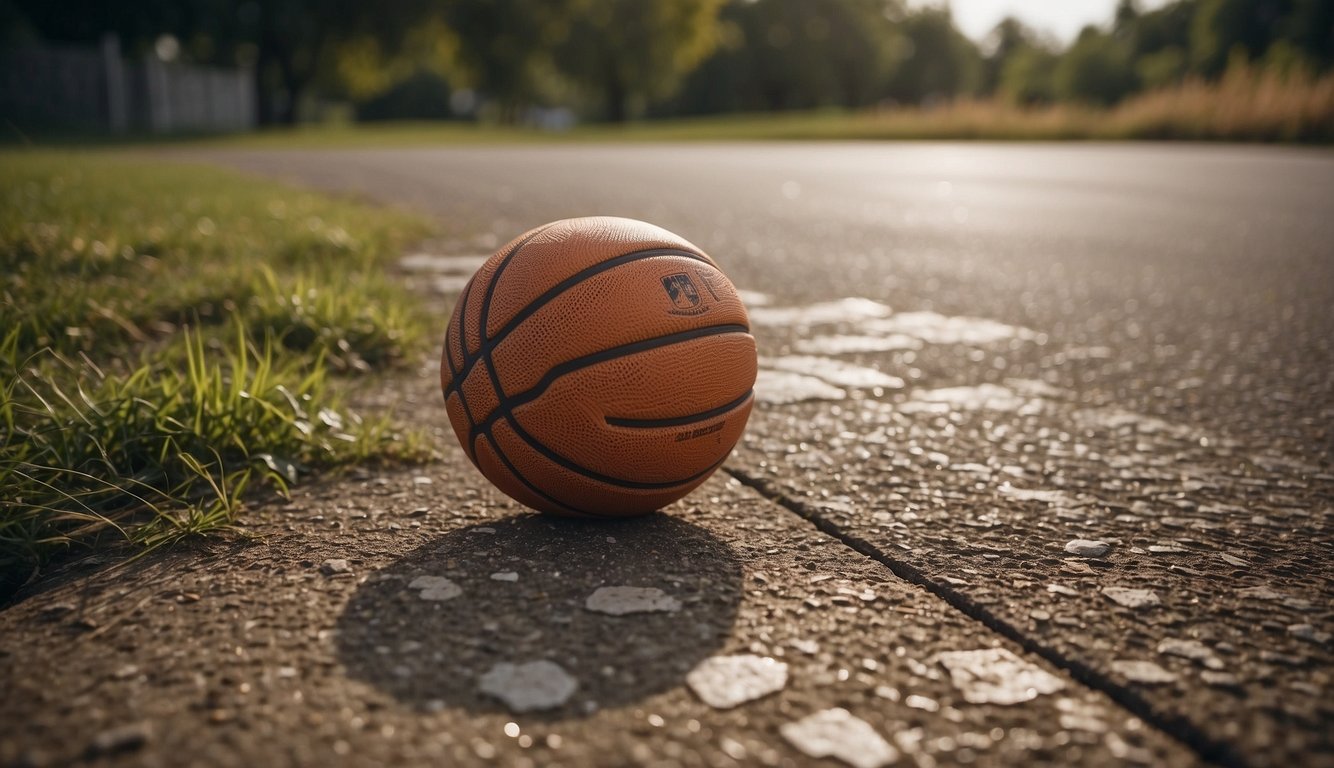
[2,0,1331,125]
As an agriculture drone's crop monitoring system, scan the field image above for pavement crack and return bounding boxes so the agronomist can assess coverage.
[724,466,1248,768]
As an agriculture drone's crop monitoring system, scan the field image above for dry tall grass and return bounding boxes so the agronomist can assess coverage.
[850,63,1334,143]
[1105,64,1334,142]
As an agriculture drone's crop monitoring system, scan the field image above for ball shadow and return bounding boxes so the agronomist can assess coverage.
[335,514,742,718]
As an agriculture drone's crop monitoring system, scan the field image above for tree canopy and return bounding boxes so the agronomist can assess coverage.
[3,0,1331,123]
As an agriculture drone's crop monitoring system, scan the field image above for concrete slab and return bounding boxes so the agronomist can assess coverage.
[0,445,1198,767]
[731,328,1332,766]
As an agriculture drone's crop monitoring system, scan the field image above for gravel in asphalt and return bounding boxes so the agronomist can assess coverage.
[0,441,1199,767]
[4,142,1328,767]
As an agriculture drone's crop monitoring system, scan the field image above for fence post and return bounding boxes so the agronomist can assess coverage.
[101,33,128,133]
[239,64,257,129]
[144,56,172,133]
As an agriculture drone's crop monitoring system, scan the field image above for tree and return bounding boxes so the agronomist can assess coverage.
[883,6,981,104]
[1127,0,1198,57]
[1136,46,1188,87]
[1113,0,1141,35]
[980,17,1044,96]
[1189,0,1294,77]
[443,0,574,121]
[1054,26,1138,105]
[1283,0,1334,69]
[333,18,459,105]
[230,0,440,124]
[553,0,724,122]
[999,46,1059,104]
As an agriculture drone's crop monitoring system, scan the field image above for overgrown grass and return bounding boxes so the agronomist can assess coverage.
[0,151,434,597]
[613,63,1334,143]
[1,152,431,362]
[185,62,1334,147]
[1104,63,1334,142]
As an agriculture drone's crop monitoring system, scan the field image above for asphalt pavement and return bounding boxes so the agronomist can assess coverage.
[3,142,1330,767]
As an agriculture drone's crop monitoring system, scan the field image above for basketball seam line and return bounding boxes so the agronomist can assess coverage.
[467,323,751,441]
[450,224,552,460]
[450,272,476,392]
[476,224,558,358]
[453,221,552,389]
[502,416,734,491]
[471,222,569,510]
[446,247,716,394]
[474,432,594,517]
[605,389,754,429]
[444,273,471,374]
[445,273,479,460]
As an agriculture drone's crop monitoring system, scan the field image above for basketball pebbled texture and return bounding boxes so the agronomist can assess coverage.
[440,217,757,517]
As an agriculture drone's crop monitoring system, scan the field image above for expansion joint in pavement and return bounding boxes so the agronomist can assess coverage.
[723,466,1249,768]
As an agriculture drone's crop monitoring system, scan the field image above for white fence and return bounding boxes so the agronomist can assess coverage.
[0,35,255,134]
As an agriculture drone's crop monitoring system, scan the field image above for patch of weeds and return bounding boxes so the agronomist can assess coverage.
[248,265,425,372]
[0,151,437,598]
[0,326,415,595]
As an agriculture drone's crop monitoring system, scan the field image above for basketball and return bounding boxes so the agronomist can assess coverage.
[440,217,757,517]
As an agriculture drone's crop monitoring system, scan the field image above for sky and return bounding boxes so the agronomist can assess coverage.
[910,0,1172,45]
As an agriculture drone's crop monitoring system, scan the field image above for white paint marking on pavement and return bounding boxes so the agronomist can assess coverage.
[398,253,488,273]
[762,356,904,390]
[686,655,788,709]
[584,586,681,615]
[754,369,846,405]
[736,289,772,307]
[999,485,1079,505]
[408,575,462,602]
[898,384,1034,414]
[1073,407,1200,441]
[478,661,577,712]
[1064,539,1111,557]
[934,648,1065,705]
[749,298,892,327]
[1102,587,1161,609]
[1157,639,1225,669]
[795,333,922,355]
[1111,659,1178,685]
[1237,586,1282,601]
[865,311,1036,345]
[780,708,898,768]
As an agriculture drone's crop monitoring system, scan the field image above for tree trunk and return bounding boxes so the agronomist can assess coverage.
[256,40,276,125]
[255,12,324,126]
[276,53,302,125]
[604,71,628,123]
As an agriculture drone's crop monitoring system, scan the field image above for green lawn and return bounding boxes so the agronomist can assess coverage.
[0,151,435,598]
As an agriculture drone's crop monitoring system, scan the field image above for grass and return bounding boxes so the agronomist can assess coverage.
[168,62,1334,148]
[0,150,434,598]
[1103,63,1334,142]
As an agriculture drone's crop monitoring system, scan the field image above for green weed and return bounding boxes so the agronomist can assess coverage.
[0,152,435,598]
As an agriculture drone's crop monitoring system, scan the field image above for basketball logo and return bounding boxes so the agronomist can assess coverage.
[662,273,700,309]
[662,273,708,316]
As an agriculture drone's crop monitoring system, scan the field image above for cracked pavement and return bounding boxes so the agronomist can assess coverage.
[3,143,1330,767]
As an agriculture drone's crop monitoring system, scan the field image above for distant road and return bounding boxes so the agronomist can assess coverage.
[193,142,1334,452]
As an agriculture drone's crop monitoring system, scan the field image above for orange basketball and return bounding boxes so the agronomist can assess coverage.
[440,217,756,518]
